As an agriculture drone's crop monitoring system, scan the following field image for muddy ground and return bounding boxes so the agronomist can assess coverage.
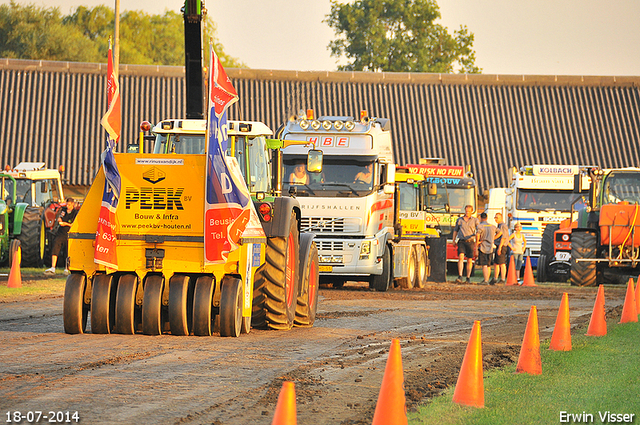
[0,278,627,424]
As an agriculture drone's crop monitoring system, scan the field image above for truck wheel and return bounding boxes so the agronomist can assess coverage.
[371,244,392,292]
[406,247,417,289]
[192,275,215,336]
[114,274,141,334]
[295,240,319,327]
[168,274,194,336]
[415,245,428,288]
[537,254,548,283]
[63,273,88,334]
[18,207,44,267]
[257,213,300,330]
[219,276,242,337]
[91,274,116,334]
[142,275,165,335]
[571,231,597,286]
[540,224,558,281]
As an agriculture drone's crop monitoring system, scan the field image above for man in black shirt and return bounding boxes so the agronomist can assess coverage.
[44,198,78,276]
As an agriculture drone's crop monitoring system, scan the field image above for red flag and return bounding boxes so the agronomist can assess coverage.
[210,49,238,117]
[101,39,121,143]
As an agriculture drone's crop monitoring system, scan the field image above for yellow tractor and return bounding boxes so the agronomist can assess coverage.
[63,120,319,336]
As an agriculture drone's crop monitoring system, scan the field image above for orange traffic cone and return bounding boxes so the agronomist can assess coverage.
[618,278,638,324]
[372,339,407,424]
[634,278,640,317]
[271,381,296,425]
[522,256,536,287]
[549,293,571,351]
[7,245,22,288]
[452,321,484,408]
[506,256,518,286]
[516,305,541,375]
[586,285,606,336]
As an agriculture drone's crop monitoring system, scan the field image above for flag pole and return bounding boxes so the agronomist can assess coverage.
[114,0,120,72]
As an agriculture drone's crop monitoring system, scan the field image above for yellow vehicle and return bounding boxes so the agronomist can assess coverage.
[392,172,441,288]
[63,120,319,337]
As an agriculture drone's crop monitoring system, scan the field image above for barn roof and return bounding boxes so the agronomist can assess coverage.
[1,58,639,191]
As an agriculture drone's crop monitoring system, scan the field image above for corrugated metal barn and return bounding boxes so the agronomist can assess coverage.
[1,58,639,194]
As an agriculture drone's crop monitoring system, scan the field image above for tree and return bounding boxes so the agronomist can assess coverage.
[0,2,243,68]
[325,0,481,73]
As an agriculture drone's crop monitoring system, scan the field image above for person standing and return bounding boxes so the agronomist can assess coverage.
[476,212,497,285]
[44,198,78,276]
[492,213,510,285]
[509,223,527,281]
[452,204,479,284]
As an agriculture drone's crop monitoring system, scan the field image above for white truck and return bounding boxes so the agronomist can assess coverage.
[486,165,590,268]
[279,110,397,291]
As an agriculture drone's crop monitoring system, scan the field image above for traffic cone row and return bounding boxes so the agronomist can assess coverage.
[271,282,636,421]
[505,255,536,286]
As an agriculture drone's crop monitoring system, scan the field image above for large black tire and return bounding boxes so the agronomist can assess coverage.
[252,213,300,330]
[91,274,117,334]
[537,254,548,283]
[415,245,428,288]
[219,276,242,337]
[142,275,165,335]
[18,207,45,267]
[192,275,215,336]
[540,224,558,281]
[571,231,597,287]
[370,244,392,292]
[168,274,194,336]
[295,239,319,327]
[63,273,88,334]
[114,274,141,335]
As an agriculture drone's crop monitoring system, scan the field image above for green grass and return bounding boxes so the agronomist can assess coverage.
[409,320,640,424]
[0,267,66,298]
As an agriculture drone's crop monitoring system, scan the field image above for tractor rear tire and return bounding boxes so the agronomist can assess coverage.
[18,207,45,267]
[295,240,319,327]
[571,231,597,287]
[63,273,88,334]
[219,276,243,337]
[91,274,117,334]
[252,213,300,330]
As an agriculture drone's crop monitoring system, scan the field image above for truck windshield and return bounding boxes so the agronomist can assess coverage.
[602,171,640,204]
[517,189,584,212]
[425,186,475,214]
[283,156,376,197]
[153,134,205,154]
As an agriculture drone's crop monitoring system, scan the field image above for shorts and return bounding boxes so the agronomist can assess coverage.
[457,240,475,258]
[477,251,493,266]
[494,245,508,265]
[51,232,69,257]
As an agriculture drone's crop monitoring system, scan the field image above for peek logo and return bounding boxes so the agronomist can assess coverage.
[143,167,166,184]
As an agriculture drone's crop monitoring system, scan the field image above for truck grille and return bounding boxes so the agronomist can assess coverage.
[301,217,346,233]
[316,241,345,251]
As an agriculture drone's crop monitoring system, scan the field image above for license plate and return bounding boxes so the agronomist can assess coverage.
[555,252,571,261]
[319,265,333,272]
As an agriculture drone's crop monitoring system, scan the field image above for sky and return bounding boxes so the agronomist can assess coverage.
[3,0,640,76]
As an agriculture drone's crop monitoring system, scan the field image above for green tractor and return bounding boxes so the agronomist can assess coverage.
[0,162,66,267]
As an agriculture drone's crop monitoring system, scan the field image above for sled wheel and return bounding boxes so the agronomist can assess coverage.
[168,274,194,336]
[193,275,215,336]
[142,275,164,335]
[415,245,428,288]
[91,274,116,334]
[63,273,88,334]
[219,276,242,337]
[114,274,140,334]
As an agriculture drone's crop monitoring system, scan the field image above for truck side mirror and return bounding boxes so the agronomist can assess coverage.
[427,182,437,196]
[307,149,323,173]
[574,174,583,192]
[386,163,396,185]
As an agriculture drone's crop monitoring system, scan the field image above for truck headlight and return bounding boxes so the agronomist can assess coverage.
[359,241,371,259]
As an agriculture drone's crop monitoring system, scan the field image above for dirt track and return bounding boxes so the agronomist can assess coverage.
[0,280,627,424]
